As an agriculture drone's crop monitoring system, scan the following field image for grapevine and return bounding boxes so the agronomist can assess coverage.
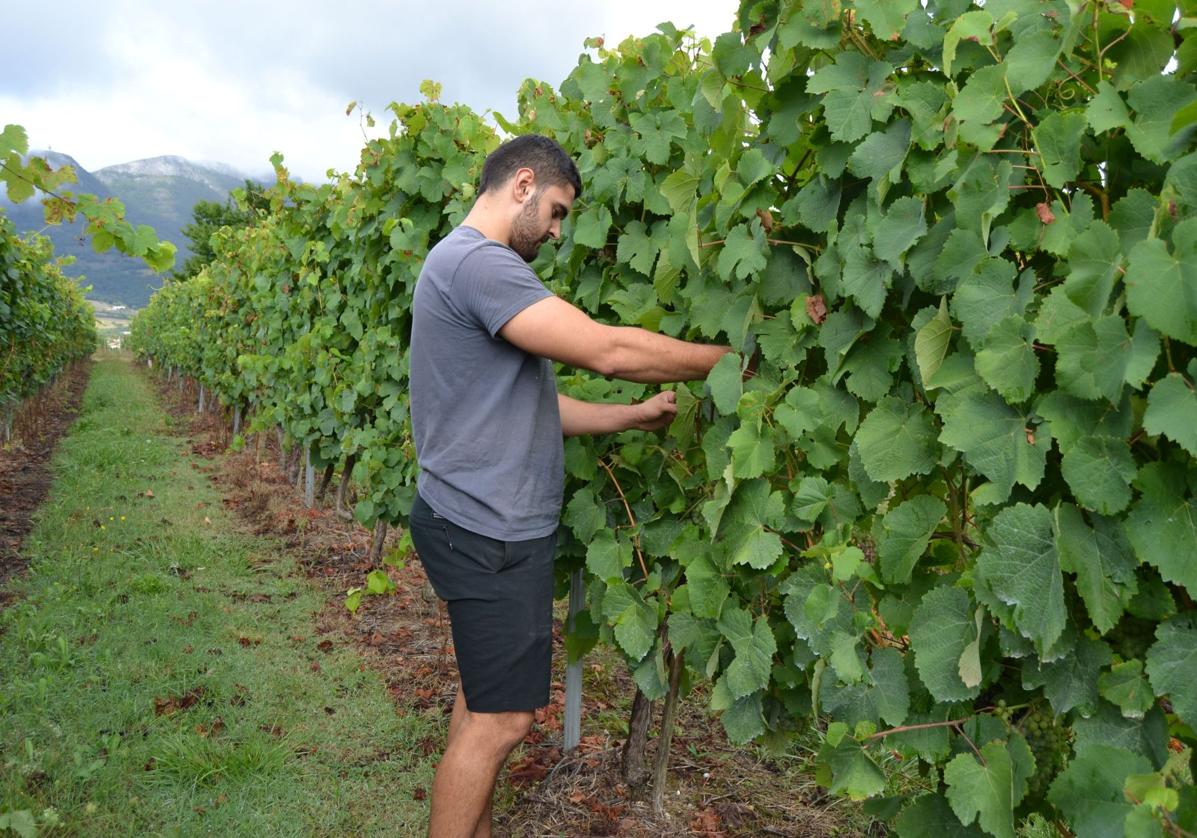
[131,2,1197,834]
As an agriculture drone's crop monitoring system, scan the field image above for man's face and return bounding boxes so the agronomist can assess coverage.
[509,182,575,263]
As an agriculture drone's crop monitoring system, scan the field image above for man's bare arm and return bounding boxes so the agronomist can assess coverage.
[558,392,678,437]
[500,296,730,383]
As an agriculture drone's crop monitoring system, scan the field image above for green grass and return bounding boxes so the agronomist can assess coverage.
[0,359,439,836]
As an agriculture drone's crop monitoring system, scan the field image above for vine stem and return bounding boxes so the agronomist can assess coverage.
[864,716,973,741]
[953,721,986,764]
[598,457,650,581]
[699,237,821,252]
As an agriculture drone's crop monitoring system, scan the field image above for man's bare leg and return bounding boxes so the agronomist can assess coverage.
[430,684,531,838]
[444,686,494,838]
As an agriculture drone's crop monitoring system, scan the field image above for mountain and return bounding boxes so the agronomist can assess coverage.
[1,153,263,308]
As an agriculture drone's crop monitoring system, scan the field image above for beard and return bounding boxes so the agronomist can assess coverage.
[509,190,549,263]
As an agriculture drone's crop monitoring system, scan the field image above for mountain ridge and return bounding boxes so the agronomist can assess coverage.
[2,153,266,308]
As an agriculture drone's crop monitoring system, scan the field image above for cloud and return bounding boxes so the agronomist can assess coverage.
[2,0,736,181]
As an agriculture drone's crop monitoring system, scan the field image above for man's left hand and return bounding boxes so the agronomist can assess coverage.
[631,390,678,431]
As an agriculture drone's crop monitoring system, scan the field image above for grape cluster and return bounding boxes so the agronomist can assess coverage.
[1021,707,1071,801]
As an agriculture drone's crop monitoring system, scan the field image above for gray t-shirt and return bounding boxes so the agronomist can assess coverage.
[409,225,563,541]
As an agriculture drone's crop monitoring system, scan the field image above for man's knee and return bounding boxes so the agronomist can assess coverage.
[463,709,533,753]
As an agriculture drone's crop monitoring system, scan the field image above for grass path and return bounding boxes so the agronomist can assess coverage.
[0,359,437,836]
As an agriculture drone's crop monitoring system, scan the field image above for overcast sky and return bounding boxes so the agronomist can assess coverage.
[3,1,737,182]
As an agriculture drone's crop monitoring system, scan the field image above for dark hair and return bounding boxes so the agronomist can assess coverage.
[478,134,582,200]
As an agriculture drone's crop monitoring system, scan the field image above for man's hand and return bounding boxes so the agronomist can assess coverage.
[558,391,679,437]
[630,390,678,431]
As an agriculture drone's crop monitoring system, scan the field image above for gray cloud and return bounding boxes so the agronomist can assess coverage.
[1,0,734,179]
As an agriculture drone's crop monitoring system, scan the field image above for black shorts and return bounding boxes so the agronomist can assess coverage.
[409,493,557,713]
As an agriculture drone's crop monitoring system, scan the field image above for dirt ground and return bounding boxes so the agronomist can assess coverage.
[144,366,870,838]
[0,361,92,605]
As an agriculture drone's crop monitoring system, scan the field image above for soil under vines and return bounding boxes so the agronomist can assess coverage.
[0,361,92,607]
[146,364,868,838]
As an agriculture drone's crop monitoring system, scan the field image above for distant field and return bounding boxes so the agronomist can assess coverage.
[89,299,136,343]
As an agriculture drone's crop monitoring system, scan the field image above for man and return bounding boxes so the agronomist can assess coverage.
[408,134,729,838]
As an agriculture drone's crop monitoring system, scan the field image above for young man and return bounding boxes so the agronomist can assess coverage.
[408,134,729,838]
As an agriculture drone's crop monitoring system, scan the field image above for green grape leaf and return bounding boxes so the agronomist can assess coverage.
[952,64,1007,127]
[943,11,994,77]
[712,677,765,744]
[684,554,730,619]
[943,741,1016,838]
[1048,744,1153,838]
[774,385,821,440]
[603,582,657,662]
[728,420,776,479]
[1054,316,1131,403]
[855,396,937,482]
[869,647,910,726]
[1022,635,1113,716]
[1073,702,1171,769]
[1087,81,1131,134]
[1145,618,1197,729]
[1036,389,1133,453]
[873,195,928,268]
[1109,188,1157,252]
[820,737,887,800]
[830,631,865,683]
[847,119,912,185]
[1065,221,1123,317]
[616,219,664,276]
[1005,28,1062,93]
[1060,435,1137,515]
[793,475,832,523]
[1055,504,1138,634]
[719,607,777,699]
[1032,110,1087,188]
[707,352,744,415]
[894,793,987,837]
[1125,74,1197,164]
[1124,318,1160,390]
[809,54,895,143]
[723,480,785,569]
[660,168,700,216]
[716,222,768,281]
[573,204,613,249]
[953,257,1022,347]
[910,586,983,703]
[1034,286,1090,345]
[1125,464,1197,596]
[1125,222,1197,345]
[1098,659,1155,720]
[975,314,1038,403]
[938,391,1048,502]
[975,503,1065,655]
[1143,373,1197,456]
[878,495,948,585]
[841,246,894,318]
[565,487,606,542]
[586,530,631,582]
[854,0,917,40]
[897,80,950,151]
[712,31,753,78]
[950,159,1013,236]
[915,297,953,386]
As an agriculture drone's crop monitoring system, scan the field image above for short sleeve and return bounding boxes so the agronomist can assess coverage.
[452,243,553,337]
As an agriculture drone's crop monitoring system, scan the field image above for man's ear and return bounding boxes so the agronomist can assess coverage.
[511,167,536,203]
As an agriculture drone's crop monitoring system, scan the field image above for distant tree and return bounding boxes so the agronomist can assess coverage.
[173,179,269,279]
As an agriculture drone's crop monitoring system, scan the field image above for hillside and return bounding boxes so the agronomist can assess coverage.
[1,153,263,308]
